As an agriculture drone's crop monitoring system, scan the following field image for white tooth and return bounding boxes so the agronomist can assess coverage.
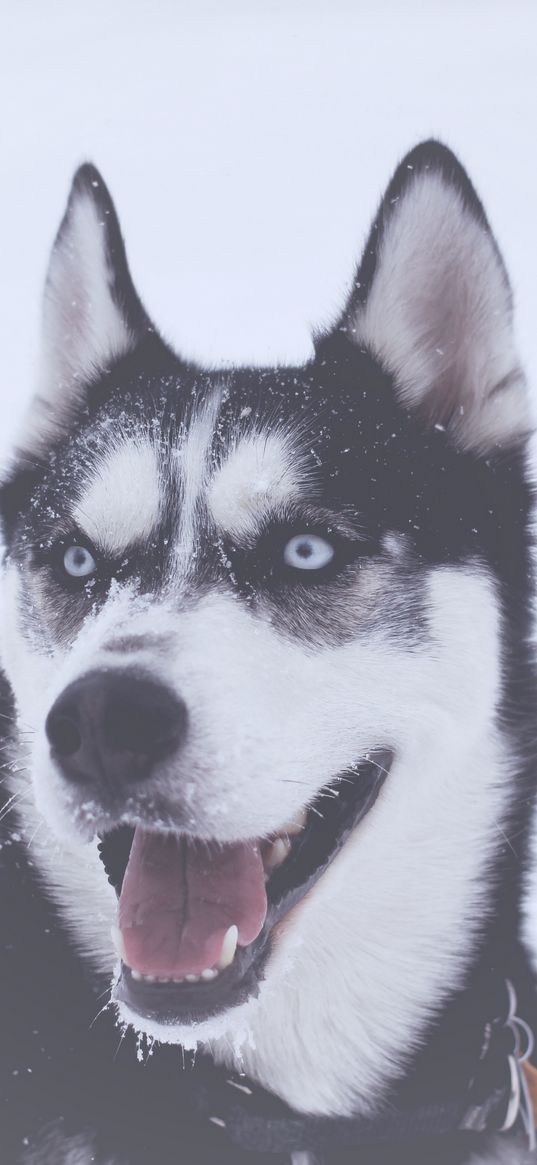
[201,967,218,981]
[185,973,200,983]
[110,925,127,963]
[281,808,308,835]
[172,976,184,984]
[264,836,291,872]
[131,969,143,981]
[217,925,238,971]
[158,977,171,983]
[143,974,156,983]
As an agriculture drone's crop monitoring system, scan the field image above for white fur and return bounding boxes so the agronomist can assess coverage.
[208,431,309,543]
[522,780,537,980]
[107,570,507,1117]
[3,554,511,1116]
[74,438,161,555]
[15,189,135,464]
[349,172,531,454]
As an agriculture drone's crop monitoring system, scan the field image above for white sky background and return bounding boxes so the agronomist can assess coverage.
[1,0,537,465]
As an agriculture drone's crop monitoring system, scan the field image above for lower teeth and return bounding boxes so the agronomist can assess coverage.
[130,967,220,985]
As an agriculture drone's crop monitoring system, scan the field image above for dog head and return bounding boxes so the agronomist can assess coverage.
[0,142,532,1115]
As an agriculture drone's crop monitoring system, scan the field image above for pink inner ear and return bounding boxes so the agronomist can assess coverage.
[344,160,527,455]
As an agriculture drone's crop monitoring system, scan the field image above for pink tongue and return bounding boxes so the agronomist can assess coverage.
[118,827,268,978]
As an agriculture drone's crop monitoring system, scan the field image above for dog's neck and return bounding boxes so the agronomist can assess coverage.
[188,933,537,1162]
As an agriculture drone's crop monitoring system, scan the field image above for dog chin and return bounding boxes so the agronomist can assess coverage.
[113,977,258,1056]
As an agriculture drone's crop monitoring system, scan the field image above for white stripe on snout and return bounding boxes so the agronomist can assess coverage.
[74,440,161,555]
[207,433,305,543]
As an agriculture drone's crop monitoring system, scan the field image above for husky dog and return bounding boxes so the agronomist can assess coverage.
[1,141,536,1165]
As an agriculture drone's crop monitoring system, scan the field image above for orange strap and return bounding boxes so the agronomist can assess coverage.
[522,1062,537,1129]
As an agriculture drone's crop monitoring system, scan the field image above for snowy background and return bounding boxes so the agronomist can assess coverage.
[1,0,537,465]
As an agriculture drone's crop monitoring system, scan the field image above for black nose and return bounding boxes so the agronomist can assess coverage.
[45,670,187,791]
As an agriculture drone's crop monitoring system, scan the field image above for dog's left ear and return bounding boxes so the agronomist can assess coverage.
[331,140,531,454]
[14,164,151,463]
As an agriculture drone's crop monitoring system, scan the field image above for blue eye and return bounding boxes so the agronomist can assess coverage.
[283,534,335,571]
[63,545,97,579]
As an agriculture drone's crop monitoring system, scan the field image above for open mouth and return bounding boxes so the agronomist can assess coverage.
[99,750,392,1027]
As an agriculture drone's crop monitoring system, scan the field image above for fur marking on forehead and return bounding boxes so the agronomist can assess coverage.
[174,392,222,566]
[73,438,161,555]
[207,432,307,543]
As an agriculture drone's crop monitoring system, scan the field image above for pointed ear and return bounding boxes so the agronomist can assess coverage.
[335,141,531,455]
[16,164,150,461]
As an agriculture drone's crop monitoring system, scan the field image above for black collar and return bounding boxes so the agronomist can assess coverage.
[182,966,536,1161]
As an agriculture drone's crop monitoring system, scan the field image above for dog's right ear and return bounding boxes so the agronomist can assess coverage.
[320,141,531,456]
[15,164,151,463]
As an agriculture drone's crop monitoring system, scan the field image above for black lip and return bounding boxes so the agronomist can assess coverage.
[106,749,393,1026]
